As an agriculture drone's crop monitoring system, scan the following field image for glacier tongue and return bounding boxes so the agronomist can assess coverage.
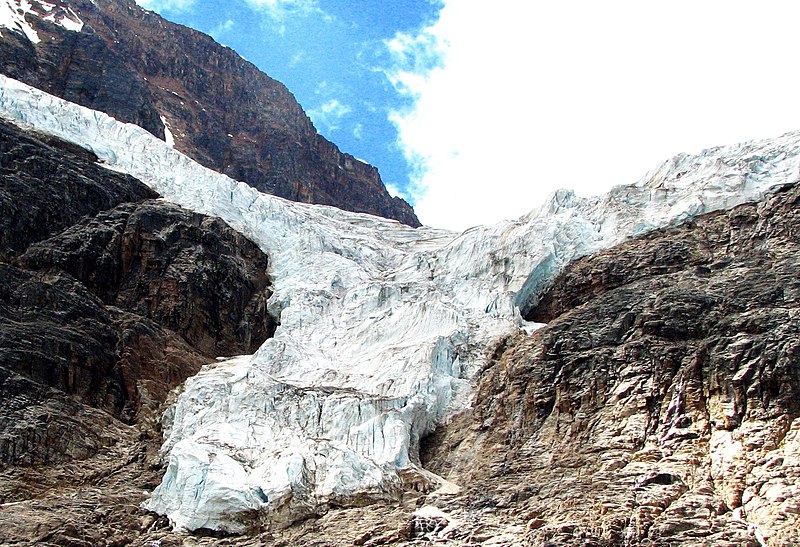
[2,74,800,532]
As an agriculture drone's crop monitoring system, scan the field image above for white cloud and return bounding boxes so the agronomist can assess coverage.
[308,99,352,134]
[387,0,800,230]
[384,182,405,199]
[244,0,320,21]
[134,0,195,12]
[289,51,306,67]
[353,123,363,139]
[209,19,234,40]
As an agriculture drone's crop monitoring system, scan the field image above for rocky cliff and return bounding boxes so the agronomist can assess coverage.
[0,0,419,225]
[418,182,800,546]
[0,117,275,520]
[2,70,799,545]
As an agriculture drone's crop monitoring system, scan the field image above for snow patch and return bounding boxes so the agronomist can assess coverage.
[48,5,83,32]
[0,0,41,43]
[1,74,799,532]
[160,115,174,148]
[0,0,84,42]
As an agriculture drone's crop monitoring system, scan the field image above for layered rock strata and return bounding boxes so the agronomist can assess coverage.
[422,182,800,546]
[0,118,275,468]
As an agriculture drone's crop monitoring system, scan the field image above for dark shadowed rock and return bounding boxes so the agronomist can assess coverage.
[0,118,157,260]
[0,365,131,466]
[0,119,275,469]
[20,200,275,356]
[0,264,125,414]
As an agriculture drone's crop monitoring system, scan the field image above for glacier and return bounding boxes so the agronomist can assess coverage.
[2,73,800,532]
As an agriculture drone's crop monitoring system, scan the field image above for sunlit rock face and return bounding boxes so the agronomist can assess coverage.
[431,182,800,546]
[0,0,420,225]
[2,75,800,532]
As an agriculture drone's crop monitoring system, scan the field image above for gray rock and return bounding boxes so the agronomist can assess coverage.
[0,118,157,260]
[425,182,800,546]
[0,119,275,468]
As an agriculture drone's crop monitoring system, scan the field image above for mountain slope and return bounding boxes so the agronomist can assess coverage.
[421,182,800,546]
[2,75,799,539]
[0,116,275,469]
[0,0,420,225]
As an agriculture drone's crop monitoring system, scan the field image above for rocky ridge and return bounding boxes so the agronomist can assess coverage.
[0,0,419,225]
[0,117,276,544]
[418,182,800,546]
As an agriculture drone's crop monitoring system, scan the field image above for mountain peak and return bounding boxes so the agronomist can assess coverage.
[0,0,420,226]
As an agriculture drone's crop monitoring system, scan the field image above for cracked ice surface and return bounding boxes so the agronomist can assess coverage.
[2,74,800,531]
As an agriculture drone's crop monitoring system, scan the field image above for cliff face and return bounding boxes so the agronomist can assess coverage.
[420,183,800,546]
[8,163,796,547]
[0,118,276,469]
[0,0,420,226]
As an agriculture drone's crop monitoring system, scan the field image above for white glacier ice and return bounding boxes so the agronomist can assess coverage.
[1,74,800,532]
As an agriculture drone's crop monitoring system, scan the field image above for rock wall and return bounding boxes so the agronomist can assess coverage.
[424,182,800,546]
[0,118,275,466]
[19,201,274,357]
[0,117,157,259]
[0,0,420,225]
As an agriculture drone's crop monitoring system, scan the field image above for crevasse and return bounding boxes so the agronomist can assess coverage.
[1,74,799,531]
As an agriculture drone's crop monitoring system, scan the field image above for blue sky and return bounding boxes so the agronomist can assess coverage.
[136,0,441,207]
[137,0,800,230]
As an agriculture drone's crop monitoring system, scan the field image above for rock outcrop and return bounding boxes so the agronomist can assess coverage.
[19,200,274,357]
[0,116,157,260]
[0,118,276,469]
[421,182,800,546]
[0,0,420,225]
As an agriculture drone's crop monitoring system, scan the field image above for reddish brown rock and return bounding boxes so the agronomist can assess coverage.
[0,119,275,467]
[422,182,800,546]
[19,200,275,358]
[0,0,420,226]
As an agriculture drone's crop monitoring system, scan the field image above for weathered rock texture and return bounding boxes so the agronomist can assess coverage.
[4,153,799,546]
[420,182,800,546]
[0,0,420,226]
[0,116,157,260]
[19,200,274,358]
[0,118,275,470]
